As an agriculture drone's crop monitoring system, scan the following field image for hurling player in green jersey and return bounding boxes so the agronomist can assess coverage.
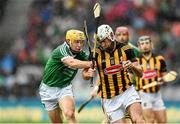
[39,29,95,123]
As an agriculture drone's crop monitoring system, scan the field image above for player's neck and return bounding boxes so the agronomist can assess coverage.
[143,52,152,60]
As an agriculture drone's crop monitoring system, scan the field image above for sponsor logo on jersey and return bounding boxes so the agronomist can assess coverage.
[142,70,157,79]
[104,64,123,75]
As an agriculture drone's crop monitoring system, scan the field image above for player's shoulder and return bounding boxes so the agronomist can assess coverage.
[95,47,102,55]
[136,53,143,59]
[154,53,165,60]
[116,42,132,51]
[116,41,124,47]
[54,42,70,55]
[79,49,88,57]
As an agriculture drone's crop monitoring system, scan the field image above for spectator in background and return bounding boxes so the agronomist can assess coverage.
[0,0,8,22]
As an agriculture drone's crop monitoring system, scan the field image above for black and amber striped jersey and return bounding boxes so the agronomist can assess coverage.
[96,42,137,99]
[136,53,167,93]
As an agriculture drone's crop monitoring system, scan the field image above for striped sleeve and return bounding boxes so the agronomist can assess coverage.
[59,43,70,57]
[157,55,167,72]
[122,45,136,62]
[51,43,72,62]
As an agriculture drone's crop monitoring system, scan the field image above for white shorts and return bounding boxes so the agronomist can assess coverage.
[39,82,74,111]
[139,91,165,111]
[102,86,141,123]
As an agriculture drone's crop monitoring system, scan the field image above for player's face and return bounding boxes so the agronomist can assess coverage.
[99,38,112,50]
[115,32,129,44]
[70,40,84,53]
[138,40,151,53]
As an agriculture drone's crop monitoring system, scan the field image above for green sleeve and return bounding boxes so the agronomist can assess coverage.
[77,51,89,61]
[133,48,140,58]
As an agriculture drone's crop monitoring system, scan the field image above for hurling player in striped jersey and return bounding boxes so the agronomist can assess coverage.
[90,24,144,123]
[136,35,168,123]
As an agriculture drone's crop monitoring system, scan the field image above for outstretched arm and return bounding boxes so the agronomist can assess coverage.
[63,57,92,69]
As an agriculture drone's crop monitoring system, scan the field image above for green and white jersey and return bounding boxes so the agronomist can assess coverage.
[128,42,140,57]
[43,42,88,88]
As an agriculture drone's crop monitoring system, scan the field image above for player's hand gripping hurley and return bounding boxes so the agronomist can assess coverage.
[142,71,178,90]
[78,3,101,113]
[91,3,101,86]
[84,3,101,87]
[83,20,94,87]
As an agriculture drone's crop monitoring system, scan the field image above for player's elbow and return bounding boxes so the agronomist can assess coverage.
[66,59,91,69]
[63,58,78,68]
[65,59,80,68]
[68,61,78,68]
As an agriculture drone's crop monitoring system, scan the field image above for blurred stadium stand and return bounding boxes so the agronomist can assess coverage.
[0,0,180,122]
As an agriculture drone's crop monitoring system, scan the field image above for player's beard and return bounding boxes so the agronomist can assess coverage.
[120,38,129,44]
[143,50,151,56]
[105,41,116,53]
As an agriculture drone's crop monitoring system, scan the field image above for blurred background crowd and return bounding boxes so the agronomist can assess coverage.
[0,0,179,101]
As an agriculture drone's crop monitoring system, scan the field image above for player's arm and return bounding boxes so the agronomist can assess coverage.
[122,45,142,77]
[90,75,99,98]
[63,56,92,69]
[130,61,142,77]
[123,60,142,77]
[82,68,96,80]
[158,56,168,82]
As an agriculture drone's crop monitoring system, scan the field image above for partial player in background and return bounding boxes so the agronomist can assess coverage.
[115,26,140,57]
[115,26,141,123]
[115,26,140,83]
[90,24,145,123]
[39,29,95,123]
[136,35,167,123]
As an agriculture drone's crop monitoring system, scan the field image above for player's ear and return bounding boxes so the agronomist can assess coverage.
[66,39,71,45]
[151,42,154,50]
